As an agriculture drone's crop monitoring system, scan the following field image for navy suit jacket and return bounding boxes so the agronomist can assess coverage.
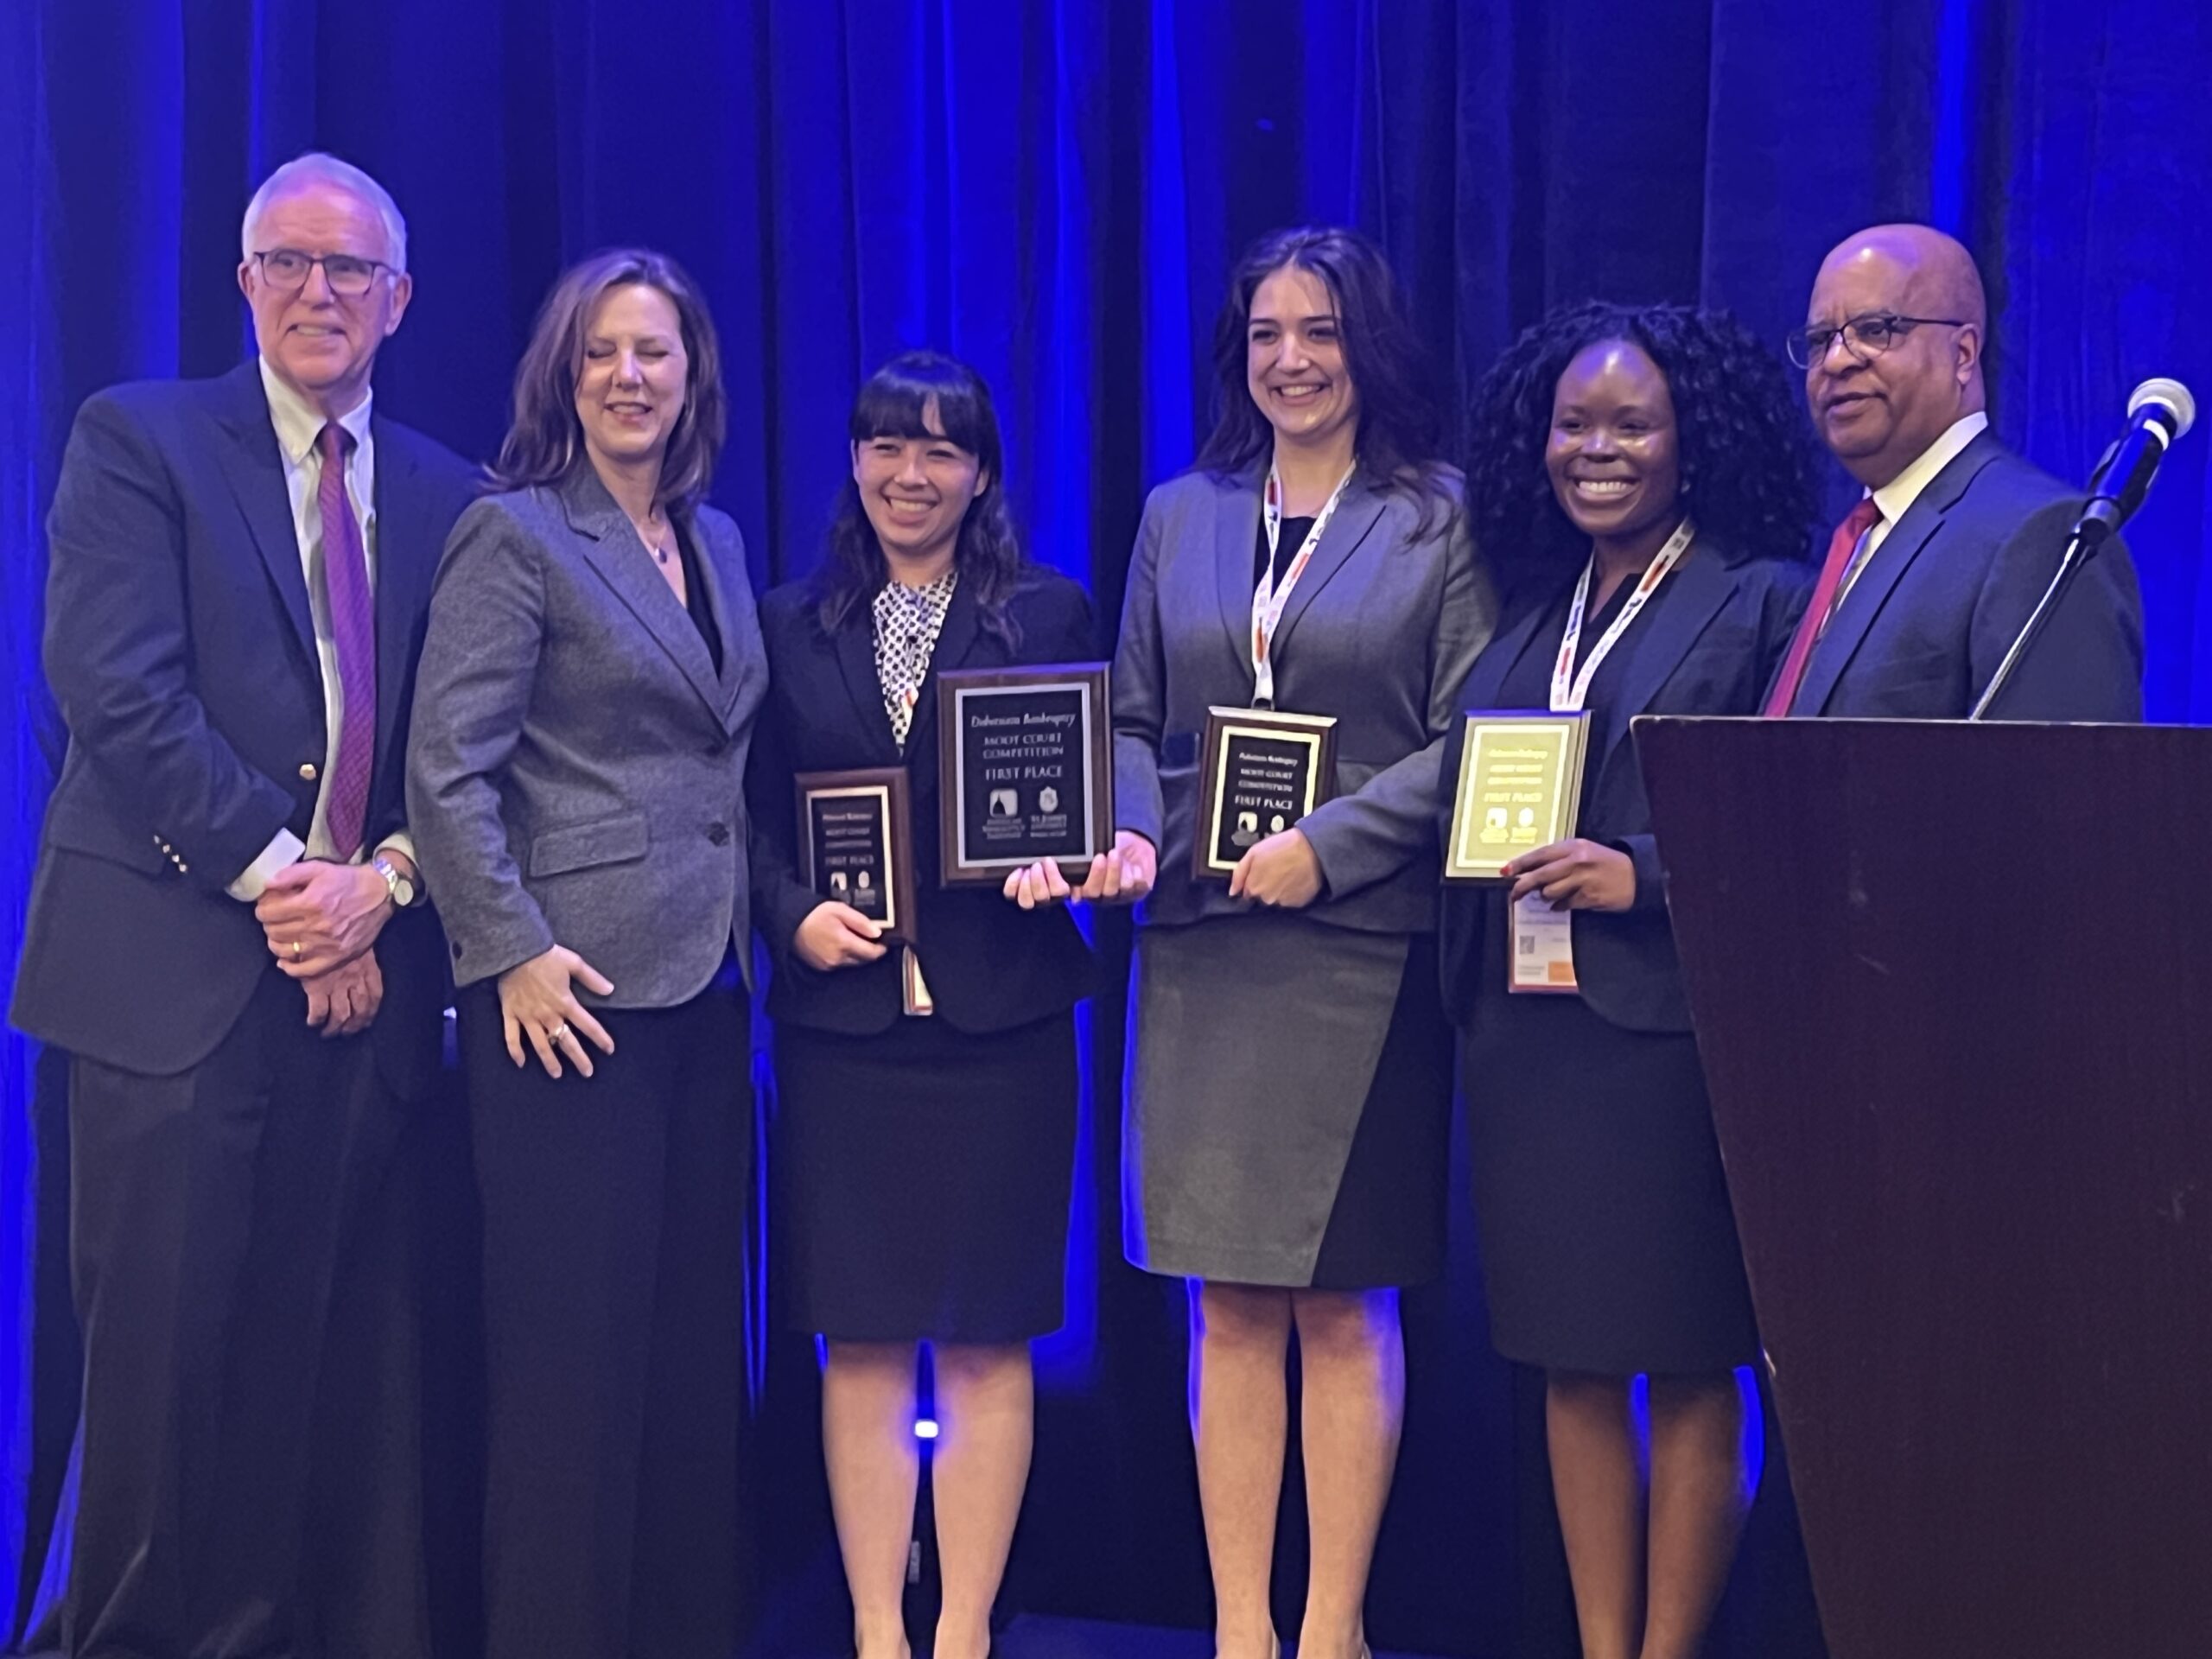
[11,360,477,1092]
[747,569,1097,1036]
[1790,430,2144,720]
[1439,539,1811,1034]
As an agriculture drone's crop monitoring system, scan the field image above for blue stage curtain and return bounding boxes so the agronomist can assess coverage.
[5,3,2208,1652]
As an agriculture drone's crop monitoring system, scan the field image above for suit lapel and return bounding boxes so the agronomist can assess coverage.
[1592,538,1733,776]
[369,422,434,787]
[211,362,316,670]
[830,598,899,764]
[684,510,755,733]
[1455,596,1554,712]
[1266,474,1388,662]
[1796,435,2005,715]
[561,470,725,724]
[1212,472,1265,687]
[902,575,983,795]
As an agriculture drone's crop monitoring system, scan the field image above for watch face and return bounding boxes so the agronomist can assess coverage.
[377,859,414,906]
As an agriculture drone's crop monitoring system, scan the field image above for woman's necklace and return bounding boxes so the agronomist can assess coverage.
[631,511,673,565]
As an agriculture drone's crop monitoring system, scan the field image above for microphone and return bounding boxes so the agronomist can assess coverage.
[1972,376,2193,719]
[2076,377,2196,544]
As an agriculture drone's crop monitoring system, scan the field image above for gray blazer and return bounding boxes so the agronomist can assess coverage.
[407,468,766,1006]
[1112,465,1495,934]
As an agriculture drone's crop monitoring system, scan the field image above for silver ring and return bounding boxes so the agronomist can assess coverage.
[549,1023,572,1046]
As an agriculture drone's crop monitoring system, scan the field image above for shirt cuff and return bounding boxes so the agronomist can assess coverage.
[228,828,306,901]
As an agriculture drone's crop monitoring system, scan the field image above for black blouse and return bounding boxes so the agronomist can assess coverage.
[1252,513,1318,587]
[674,523,723,675]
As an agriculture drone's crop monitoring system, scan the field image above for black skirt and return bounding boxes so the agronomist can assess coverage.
[1463,985,1759,1376]
[772,1010,1077,1344]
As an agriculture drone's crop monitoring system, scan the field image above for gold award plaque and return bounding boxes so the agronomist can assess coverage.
[1443,711,1591,883]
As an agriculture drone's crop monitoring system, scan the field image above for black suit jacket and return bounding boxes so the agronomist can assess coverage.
[749,569,1097,1036]
[1791,430,2144,720]
[11,360,478,1094]
[1439,540,1811,1034]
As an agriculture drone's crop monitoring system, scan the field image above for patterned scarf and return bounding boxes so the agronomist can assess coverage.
[871,567,959,748]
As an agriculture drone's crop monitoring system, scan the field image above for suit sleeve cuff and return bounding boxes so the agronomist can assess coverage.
[228,828,305,901]
[1611,833,1667,912]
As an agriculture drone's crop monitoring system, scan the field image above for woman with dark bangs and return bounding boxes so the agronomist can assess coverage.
[748,351,1094,1659]
[1020,226,1494,1659]
[1441,302,1816,1659]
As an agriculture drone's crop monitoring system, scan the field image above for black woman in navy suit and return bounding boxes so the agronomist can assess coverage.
[1445,304,1817,1659]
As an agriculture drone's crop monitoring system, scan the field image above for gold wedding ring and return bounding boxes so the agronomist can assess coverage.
[290,940,302,960]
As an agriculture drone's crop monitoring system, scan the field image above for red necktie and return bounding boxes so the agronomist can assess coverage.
[315,422,377,858]
[1762,497,1883,718]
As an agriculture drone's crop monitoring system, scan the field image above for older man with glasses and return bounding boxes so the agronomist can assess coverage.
[1764,222,2142,721]
[10,151,475,1658]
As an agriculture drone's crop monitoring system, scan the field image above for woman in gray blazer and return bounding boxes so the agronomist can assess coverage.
[406,250,765,1659]
[1024,226,1493,1659]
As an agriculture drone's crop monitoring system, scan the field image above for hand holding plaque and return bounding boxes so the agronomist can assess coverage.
[1443,711,1592,883]
[938,664,1114,885]
[1193,706,1338,880]
[795,767,918,944]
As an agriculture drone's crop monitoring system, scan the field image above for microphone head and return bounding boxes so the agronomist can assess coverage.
[2128,376,2196,439]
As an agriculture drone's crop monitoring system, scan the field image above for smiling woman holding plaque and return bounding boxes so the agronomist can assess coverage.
[746,353,1093,1659]
[1441,303,1816,1659]
[1013,226,1494,1659]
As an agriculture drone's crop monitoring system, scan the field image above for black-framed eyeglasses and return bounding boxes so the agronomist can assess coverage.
[1787,311,1967,371]
[251,248,392,297]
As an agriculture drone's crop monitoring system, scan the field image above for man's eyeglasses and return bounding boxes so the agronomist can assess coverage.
[250,248,392,297]
[1787,312,1967,371]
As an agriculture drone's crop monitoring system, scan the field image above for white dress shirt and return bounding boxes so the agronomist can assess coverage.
[228,359,412,899]
[1837,410,1990,601]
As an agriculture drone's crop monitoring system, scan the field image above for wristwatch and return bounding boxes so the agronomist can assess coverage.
[372,853,419,909]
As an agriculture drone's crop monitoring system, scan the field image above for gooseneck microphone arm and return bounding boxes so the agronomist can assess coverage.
[1969,378,2195,721]
[1969,529,2093,721]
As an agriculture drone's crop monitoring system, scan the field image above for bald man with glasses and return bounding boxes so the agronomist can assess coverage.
[1764,223,2142,721]
[11,152,474,1658]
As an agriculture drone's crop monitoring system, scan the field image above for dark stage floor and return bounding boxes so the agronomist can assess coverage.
[785,1618,1448,1658]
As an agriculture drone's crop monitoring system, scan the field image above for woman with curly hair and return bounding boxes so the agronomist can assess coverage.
[1440,303,1815,1659]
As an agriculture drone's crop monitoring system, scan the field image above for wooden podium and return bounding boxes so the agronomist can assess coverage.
[1637,716,2212,1659]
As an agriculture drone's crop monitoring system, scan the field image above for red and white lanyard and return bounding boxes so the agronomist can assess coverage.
[1250,461,1356,707]
[1548,518,1695,711]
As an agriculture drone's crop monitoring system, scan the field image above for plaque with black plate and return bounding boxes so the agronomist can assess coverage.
[938,663,1113,885]
[796,766,918,944]
[1192,705,1339,880]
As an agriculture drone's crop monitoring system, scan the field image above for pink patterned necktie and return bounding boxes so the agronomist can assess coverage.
[315,422,376,859]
